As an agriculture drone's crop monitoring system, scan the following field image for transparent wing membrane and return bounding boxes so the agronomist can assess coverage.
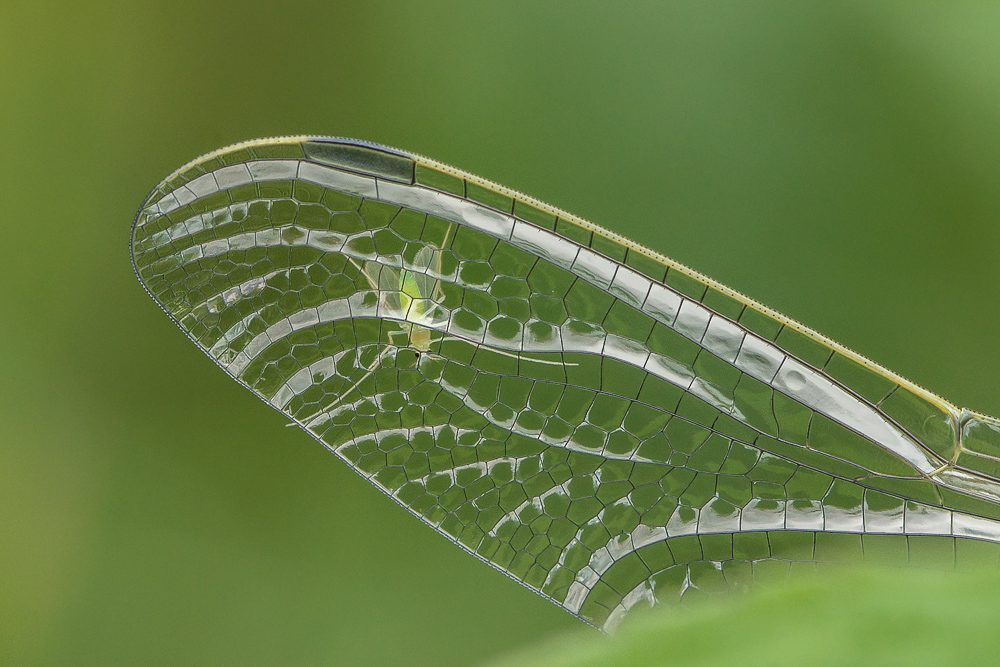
[131,136,1000,631]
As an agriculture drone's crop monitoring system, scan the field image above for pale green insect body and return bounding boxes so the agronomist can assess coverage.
[362,241,450,354]
[132,136,1000,632]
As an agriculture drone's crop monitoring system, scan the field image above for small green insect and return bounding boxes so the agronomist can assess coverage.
[358,224,452,353]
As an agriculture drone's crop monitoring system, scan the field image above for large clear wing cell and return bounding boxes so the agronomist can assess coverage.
[131,136,1000,631]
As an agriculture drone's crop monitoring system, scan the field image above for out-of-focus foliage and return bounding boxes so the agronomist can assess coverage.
[483,566,1000,667]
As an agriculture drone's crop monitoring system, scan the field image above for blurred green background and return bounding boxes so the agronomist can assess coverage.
[3,1,1000,665]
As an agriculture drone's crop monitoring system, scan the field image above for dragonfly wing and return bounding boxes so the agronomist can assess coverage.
[131,136,1000,632]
